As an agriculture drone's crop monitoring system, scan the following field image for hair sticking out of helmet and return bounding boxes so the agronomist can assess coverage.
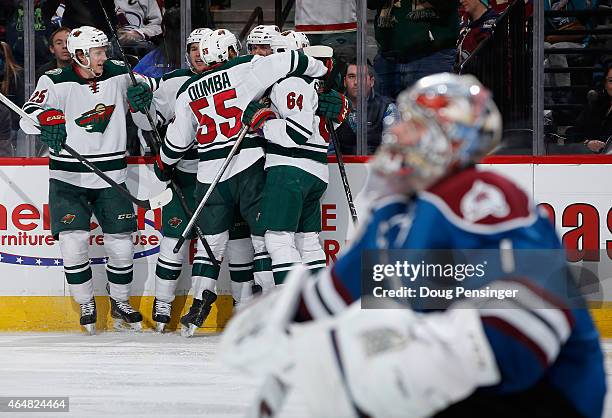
[246,25,282,53]
[199,29,241,66]
[407,73,502,166]
[372,91,453,194]
[66,26,109,77]
[186,28,213,70]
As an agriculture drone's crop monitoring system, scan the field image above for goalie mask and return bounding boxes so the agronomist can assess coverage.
[186,28,213,71]
[200,29,241,66]
[372,92,452,194]
[67,26,109,77]
[407,73,502,166]
[246,25,282,55]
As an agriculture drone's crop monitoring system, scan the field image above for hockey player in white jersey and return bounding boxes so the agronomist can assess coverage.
[21,26,156,334]
[242,28,351,284]
[139,28,268,332]
[158,28,328,335]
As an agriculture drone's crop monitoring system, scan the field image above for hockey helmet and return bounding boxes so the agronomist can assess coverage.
[200,29,241,66]
[186,28,213,69]
[67,26,109,59]
[246,25,282,53]
[372,93,453,193]
[279,30,310,51]
[407,73,502,166]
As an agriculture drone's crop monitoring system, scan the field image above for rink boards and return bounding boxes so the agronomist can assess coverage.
[1,156,612,334]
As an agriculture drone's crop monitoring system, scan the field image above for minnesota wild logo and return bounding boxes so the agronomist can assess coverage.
[61,214,76,224]
[168,217,183,228]
[75,103,115,133]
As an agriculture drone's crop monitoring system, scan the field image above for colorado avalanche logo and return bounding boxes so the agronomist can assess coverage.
[460,180,510,222]
[168,217,183,228]
[75,103,115,133]
[61,214,76,224]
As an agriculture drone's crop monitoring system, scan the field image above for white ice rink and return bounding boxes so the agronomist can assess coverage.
[1,332,611,418]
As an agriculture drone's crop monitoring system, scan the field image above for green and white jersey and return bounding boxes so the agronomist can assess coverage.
[21,60,157,189]
[161,50,327,184]
[263,76,329,183]
[139,68,199,174]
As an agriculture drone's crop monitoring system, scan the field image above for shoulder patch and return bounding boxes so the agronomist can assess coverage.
[111,60,126,67]
[420,168,537,234]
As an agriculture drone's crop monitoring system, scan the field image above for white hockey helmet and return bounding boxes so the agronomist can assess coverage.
[407,73,502,166]
[67,26,109,67]
[185,28,213,69]
[372,92,453,193]
[279,30,310,51]
[199,29,241,66]
[246,25,282,52]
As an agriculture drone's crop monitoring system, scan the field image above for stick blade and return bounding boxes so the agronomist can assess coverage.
[148,187,173,209]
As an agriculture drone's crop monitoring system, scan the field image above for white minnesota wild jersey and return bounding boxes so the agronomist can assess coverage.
[142,68,198,174]
[263,76,329,183]
[162,50,327,184]
[22,60,157,189]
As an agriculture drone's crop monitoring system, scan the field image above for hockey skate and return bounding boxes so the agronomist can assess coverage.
[110,297,143,331]
[152,298,172,333]
[79,298,97,335]
[180,290,217,337]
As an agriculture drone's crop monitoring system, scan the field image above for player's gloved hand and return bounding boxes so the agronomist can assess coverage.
[127,82,153,113]
[242,101,275,131]
[317,90,351,125]
[153,156,173,182]
[37,108,66,154]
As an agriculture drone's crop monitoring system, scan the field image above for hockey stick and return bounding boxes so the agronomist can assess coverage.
[173,124,250,254]
[0,92,173,210]
[328,120,358,225]
[96,0,220,266]
[321,56,358,225]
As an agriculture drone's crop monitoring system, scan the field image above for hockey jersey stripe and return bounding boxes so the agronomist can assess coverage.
[480,308,560,366]
[286,116,313,137]
[266,143,327,164]
[198,138,263,162]
[287,125,309,145]
[50,150,126,160]
[49,157,127,173]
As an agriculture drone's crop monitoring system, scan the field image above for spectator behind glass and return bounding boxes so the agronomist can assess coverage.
[0,41,23,156]
[134,8,181,81]
[295,0,356,62]
[115,0,162,44]
[456,0,499,69]
[36,26,71,80]
[575,65,612,153]
[333,62,399,155]
[368,0,459,99]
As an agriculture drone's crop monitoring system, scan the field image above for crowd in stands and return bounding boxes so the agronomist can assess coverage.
[0,0,609,157]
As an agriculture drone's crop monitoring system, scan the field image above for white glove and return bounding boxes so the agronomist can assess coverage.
[218,265,312,379]
[291,301,500,418]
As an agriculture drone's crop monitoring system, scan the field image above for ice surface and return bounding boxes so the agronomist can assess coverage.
[0,333,611,417]
[0,332,306,418]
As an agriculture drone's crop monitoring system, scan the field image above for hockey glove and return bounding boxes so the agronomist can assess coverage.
[317,90,351,125]
[154,156,173,182]
[127,82,153,113]
[37,108,66,154]
[242,101,275,131]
